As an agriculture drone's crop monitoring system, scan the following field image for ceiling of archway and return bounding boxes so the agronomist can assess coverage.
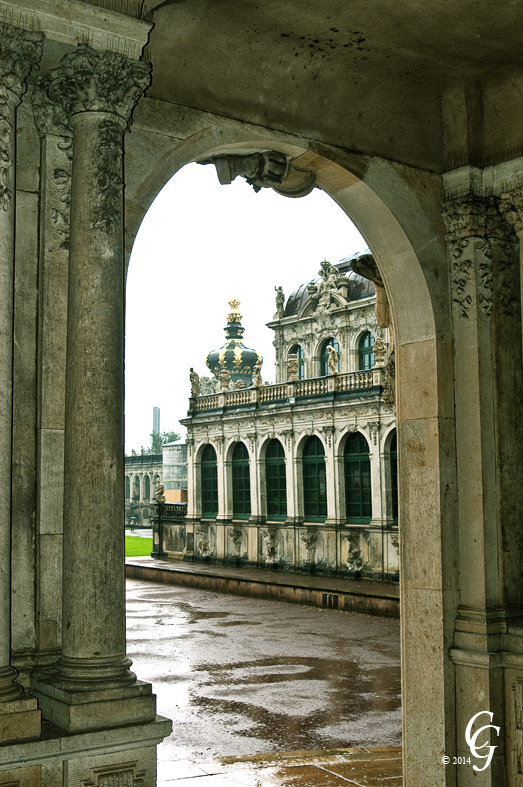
[88,0,523,172]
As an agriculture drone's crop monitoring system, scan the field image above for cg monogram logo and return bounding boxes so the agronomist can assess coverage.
[465,711,500,772]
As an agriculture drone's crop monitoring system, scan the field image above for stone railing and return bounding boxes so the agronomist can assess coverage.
[193,394,219,411]
[226,389,252,406]
[295,378,328,397]
[259,383,287,403]
[336,371,373,391]
[160,502,187,519]
[189,370,381,413]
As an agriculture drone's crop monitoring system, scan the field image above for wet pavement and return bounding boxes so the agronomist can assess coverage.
[126,579,402,784]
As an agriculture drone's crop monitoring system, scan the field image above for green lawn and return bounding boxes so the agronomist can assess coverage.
[125,536,153,557]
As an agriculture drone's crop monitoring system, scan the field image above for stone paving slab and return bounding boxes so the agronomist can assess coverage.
[125,557,399,617]
[157,747,402,786]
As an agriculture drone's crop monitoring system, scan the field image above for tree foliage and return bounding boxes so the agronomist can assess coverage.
[149,429,181,454]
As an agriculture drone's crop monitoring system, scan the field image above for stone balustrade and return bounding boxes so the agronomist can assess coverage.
[189,371,379,413]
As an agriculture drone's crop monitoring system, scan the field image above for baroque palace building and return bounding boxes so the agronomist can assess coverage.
[180,253,399,579]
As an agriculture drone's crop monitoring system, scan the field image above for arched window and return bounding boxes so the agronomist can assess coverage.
[358,331,375,370]
[125,476,130,500]
[232,442,251,519]
[289,344,305,380]
[302,436,327,520]
[345,432,372,523]
[132,475,140,501]
[320,337,340,376]
[265,439,287,519]
[390,430,398,524]
[201,443,218,517]
[144,475,150,500]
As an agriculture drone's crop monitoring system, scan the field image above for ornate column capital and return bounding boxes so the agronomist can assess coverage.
[32,75,72,139]
[47,44,151,126]
[499,187,523,235]
[0,23,44,100]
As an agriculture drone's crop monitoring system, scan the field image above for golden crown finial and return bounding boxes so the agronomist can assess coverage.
[228,297,241,312]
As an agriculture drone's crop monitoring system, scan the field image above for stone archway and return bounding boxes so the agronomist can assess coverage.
[125,129,457,786]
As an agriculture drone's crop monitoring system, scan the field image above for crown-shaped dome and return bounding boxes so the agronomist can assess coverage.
[205,299,262,387]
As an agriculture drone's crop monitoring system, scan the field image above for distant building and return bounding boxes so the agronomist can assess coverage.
[125,442,187,525]
[177,252,398,580]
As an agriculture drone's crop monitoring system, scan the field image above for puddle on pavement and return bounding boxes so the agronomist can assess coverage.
[126,579,401,762]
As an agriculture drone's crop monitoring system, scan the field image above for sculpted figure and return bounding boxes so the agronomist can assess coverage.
[234,379,245,389]
[253,359,263,387]
[154,479,166,503]
[326,345,338,375]
[288,353,299,381]
[189,367,200,396]
[274,286,285,318]
[219,369,230,391]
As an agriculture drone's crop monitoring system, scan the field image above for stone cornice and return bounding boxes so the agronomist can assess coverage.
[0,0,151,60]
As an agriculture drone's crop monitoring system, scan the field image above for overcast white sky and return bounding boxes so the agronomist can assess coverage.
[124,162,366,453]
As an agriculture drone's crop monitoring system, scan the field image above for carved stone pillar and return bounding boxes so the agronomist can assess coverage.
[31,81,73,665]
[443,194,523,784]
[33,45,152,732]
[0,22,43,739]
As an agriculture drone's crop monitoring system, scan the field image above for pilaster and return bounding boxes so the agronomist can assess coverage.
[0,20,43,739]
[443,192,523,785]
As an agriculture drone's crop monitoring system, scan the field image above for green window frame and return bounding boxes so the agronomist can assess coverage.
[232,442,251,519]
[125,476,130,500]
[289,344,305,380]
[390,431,398,524]
[320,337,340,376]
[144,475,150,500]
[345,431,372,523]
[358,331,375,370]
[201,443,218,517]
[265,439,287,519]
[302,436,327,521]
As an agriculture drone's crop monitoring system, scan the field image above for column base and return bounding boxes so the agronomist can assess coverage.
[0,714,172,787]
[0,694,41,742]
[33,679,156,733]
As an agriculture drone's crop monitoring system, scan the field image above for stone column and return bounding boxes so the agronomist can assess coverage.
[34,45,153,732]
[0,22,43,738]
[443,194,523,785]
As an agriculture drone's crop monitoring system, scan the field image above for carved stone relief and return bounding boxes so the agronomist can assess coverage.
[300,529,317,563]
[0,24,44,211]
[83,763,146,787]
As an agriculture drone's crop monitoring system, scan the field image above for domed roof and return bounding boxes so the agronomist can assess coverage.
[283,250,375,318]
[206,298,262,387]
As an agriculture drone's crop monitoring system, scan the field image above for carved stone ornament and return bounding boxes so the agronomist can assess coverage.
[372,336,386,367]
[366,421,380,445]
[301,529,317,563]
[196,524,210,556]
[442,194,516,319]
[287,353,299,381]
[383,349,396,410]
[200,150,316,197]
[82,763,145,787]
[47,44,151,124]
[0,24,43,211]
[229,526,243,558]
[500,187,523,235]
[261,528,278,561]
[346,532,363,572]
